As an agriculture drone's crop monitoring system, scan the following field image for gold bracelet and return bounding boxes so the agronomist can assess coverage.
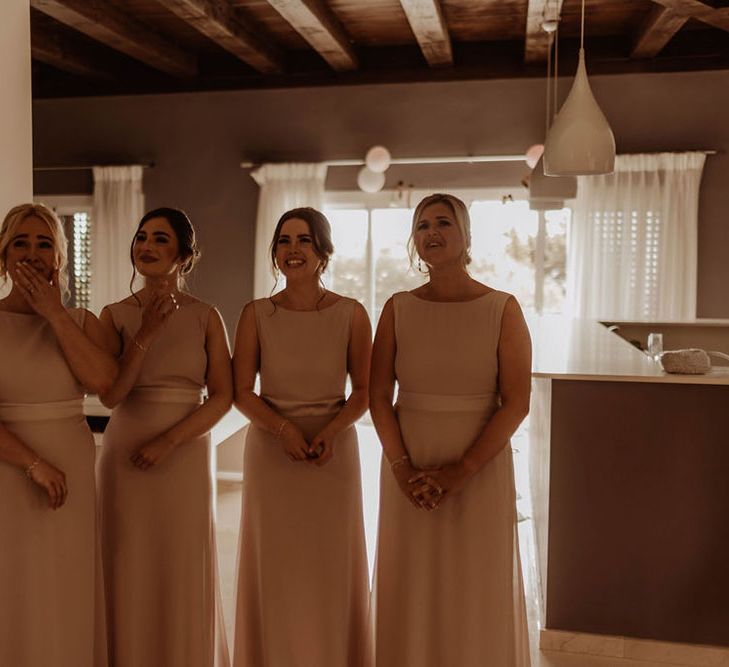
[276,419,290,440]
[390,454,410,470]
[25,456,41,479]
[131,336,148,353]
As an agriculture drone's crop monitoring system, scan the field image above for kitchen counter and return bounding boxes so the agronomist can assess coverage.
[529,316,729,384]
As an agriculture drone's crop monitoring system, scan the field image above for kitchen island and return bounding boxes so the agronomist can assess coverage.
[529,317,729,660]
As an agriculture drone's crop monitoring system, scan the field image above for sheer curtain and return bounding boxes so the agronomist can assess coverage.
[566,152,706,320]
[251,163,327,298]
[91,165,144,313]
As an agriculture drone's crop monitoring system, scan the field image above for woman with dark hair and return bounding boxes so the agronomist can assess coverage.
[232,207,371,666]
[0,203,116,666]
[369,194,532,666]
[96,207,232,667]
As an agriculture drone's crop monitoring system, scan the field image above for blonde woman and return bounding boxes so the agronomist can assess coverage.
[232,207,371,666]
[369,194,532,666]
[0,203,116,666]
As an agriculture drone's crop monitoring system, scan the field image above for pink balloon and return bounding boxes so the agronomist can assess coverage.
[525,144,545,169]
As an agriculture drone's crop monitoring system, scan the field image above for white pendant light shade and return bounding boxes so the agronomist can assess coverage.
[543,49,615,176]
[357,166,385,193]
[365,145,391,173]
[529,155,577,201]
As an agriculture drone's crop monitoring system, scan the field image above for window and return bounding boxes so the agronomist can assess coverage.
[36,196,94,310]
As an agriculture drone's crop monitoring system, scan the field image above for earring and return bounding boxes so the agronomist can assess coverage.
[417,258,429,275]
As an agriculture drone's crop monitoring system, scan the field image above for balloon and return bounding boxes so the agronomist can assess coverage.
[357,167,386,193]
[365,145,391,173]
[525,144,545,169]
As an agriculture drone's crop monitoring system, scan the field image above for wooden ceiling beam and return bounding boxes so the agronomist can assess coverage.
[31,22,113,79]
[155,0,283,74]
[264,0,357,71]
[647,0,729,33]
[632,4,688,58]
[398,0,453,67]
[30,0,197,77]
[524,0,564,63]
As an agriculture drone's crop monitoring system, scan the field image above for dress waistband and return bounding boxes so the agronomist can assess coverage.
[127,387,205,404]
[396,390,499,413]
[0,398,84,422]
[263,396,345,417]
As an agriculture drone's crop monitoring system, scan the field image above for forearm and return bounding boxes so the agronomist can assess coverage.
[317,388,368,439]
[160,392,233,448]
[369,395,409,464]
[0,422,39,471]
[48,310,117,394]
[461,401,529,473]
[235,390,291,437]
[99,344,148,408]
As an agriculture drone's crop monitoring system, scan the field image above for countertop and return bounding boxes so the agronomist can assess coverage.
[529,317,729,385]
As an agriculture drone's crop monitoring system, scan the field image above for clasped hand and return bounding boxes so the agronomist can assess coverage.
[394,461,471,511]
[280,422,335,466]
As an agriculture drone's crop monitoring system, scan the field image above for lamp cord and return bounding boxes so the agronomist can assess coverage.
[581,0,585,50]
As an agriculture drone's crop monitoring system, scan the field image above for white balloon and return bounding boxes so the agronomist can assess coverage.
[525,143,545,169]
[357,167,386,193]
[365,145,391,173]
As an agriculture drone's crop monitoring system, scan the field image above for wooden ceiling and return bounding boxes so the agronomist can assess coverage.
[30,0,729,97]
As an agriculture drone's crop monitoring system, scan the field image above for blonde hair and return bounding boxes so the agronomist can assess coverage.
[0,203,70,300]
[407,193,472,271]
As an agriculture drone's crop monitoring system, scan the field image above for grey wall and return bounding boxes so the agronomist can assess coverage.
[32,69,729,330]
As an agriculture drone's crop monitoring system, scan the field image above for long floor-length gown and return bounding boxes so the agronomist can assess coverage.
[0,309,107,667]
[371,290,531,667]
[97,300,229,667]
[233,298,370,667]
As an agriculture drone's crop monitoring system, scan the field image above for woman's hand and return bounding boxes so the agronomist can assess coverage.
[130,435,176,470]
[279,422,311,462]
[136,288,179,347]
[28,460,68,509]
[11,263,65,320]
[390,460,431,510]
[308,428,336,466]
[409,462,473,510]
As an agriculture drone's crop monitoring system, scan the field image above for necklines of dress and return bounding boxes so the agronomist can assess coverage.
[405,289,499,304]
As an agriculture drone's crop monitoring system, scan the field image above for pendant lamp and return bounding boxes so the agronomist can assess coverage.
[529,13,577,209]
[543,0,615,176]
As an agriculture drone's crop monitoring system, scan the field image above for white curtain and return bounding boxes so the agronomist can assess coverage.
[251,163,327,298]
[566,152,706,321]
[91,165,144,313]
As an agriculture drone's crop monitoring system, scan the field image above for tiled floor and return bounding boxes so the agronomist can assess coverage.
[214,423,679,667]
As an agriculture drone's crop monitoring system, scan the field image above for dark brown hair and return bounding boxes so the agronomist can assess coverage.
[129,207,200,296]
[269,207,334,275]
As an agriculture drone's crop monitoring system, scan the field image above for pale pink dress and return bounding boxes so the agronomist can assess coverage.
[370,291,531,666]
[233,297,370,666]
[97,300,229,667]
[0,309,107,666]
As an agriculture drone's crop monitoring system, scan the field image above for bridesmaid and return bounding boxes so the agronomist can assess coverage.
[0,203,116,666]
[369,193,532,666]
[232,207,371,666]
[96,207,232,667]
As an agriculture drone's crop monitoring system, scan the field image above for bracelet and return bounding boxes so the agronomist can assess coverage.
[131,336,149,353]
[25,456,41,479]
[275,419,290,440]
[390,454,410,470]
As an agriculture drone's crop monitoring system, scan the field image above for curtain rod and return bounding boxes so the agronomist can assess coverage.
[240,150,717,170]
[240,154,527,169]
[33,162,155,172]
